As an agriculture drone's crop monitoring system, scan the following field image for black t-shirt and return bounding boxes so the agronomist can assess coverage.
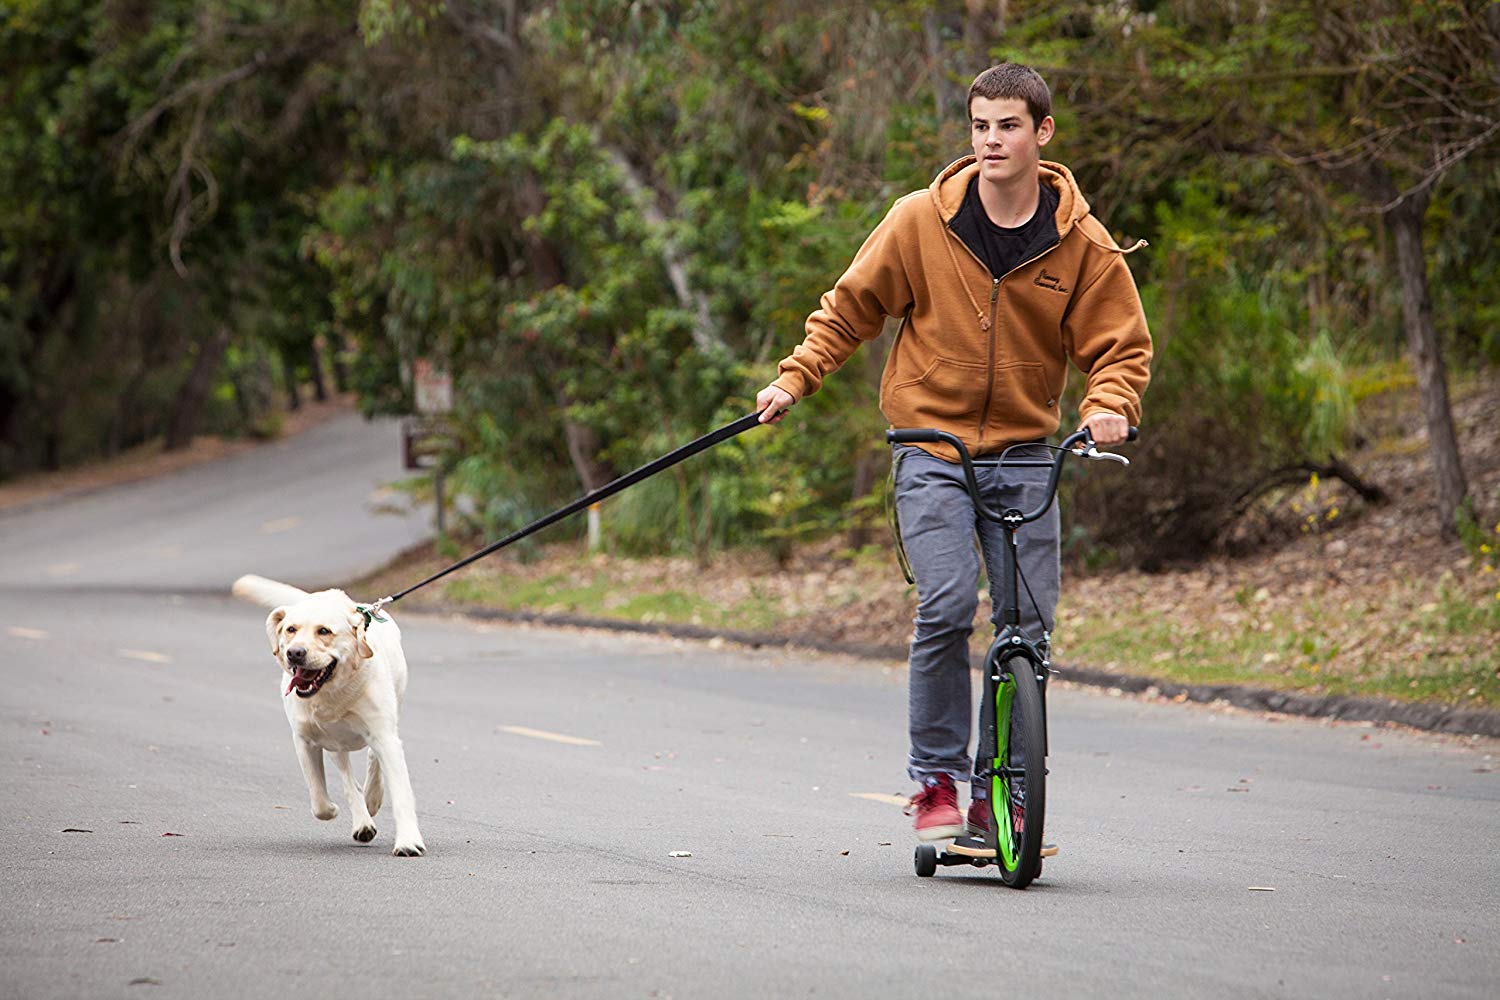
[949,178,1060,279]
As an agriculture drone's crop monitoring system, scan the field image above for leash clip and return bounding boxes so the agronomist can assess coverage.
[358,598,393,625]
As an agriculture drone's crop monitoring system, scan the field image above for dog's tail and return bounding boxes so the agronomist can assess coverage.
[231,574,311,609]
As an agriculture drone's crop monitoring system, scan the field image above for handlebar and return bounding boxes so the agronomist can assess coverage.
[885,426,1138,446]
[885,425,1138,526]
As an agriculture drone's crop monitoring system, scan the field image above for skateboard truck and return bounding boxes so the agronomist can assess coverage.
[915,836,1059,876]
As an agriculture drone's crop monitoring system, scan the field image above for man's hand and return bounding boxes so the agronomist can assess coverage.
[756,385,795,424]
[1081,412,1129,446]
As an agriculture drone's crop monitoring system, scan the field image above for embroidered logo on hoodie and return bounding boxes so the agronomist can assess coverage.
[1034,269,1070,294]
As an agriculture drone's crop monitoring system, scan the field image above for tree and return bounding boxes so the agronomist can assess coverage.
[1276,0,1498,537]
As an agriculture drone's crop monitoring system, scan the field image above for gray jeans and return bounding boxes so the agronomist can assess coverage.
[893,444,1060,786]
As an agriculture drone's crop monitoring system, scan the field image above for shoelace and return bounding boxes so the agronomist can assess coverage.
[905,782,958,816]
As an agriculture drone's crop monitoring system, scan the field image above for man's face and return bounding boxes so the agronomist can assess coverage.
[970,96,1054,188]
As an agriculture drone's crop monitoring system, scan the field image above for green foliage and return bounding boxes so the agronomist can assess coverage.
[3,0,1495,569]
[1066,173,1362,563]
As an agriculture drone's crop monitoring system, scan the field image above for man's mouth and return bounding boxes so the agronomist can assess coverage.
[285,659,336,698]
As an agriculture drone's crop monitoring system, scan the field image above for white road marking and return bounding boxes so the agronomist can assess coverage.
[118,649,172,664]
[7,627,48,640]
[259,517,301,534]
[497,725,601,747]
[849,793,910,807]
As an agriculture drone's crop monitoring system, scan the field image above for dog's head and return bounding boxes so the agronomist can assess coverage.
[265,590,375,699]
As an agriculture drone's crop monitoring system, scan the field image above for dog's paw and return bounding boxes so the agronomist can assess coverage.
[312,802,339,821]
[391,840,426,858]
[352,824,377,843]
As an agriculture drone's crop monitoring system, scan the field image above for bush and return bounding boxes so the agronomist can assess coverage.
[1064,180,1358,568]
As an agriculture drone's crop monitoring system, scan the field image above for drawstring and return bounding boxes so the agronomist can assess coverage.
[1075,226,1149,255]
[939,225,990,328]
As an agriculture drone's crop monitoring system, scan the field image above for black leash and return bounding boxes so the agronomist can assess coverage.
[358,411,765,622]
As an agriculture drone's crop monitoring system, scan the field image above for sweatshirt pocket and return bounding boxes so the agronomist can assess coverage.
[983,361,1052,437]
[887,356,987,427]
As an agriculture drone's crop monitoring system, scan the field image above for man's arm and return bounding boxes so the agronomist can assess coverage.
[758,198,918,423]
[1063,252,1152,445]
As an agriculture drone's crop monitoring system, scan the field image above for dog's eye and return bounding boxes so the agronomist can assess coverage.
[317,627,332,636]
[286,626,297,634]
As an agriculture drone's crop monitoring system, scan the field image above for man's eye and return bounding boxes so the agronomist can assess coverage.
[317,627,332,636]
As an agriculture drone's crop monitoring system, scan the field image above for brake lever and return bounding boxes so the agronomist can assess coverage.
[1070,444,1130,466]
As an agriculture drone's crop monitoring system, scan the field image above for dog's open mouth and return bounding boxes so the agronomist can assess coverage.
[285,660,336,698]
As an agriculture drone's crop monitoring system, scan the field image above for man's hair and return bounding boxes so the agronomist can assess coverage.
[966,63,1052,129]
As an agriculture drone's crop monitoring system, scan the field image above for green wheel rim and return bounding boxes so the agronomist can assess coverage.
[991,677,1019,871]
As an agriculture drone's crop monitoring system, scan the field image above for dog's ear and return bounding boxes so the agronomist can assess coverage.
[349,612,375,661]
[265,607,288,654]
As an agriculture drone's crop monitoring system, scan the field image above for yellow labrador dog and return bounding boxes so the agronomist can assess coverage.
[232,575,425,857]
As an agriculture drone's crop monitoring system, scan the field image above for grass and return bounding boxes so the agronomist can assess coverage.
[443,571,786,632]
[1057,571,1500,708]
[419,545,1500,709]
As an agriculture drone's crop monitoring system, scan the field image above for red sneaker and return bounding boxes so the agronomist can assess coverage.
[907,775,965,841]
[966,797,992,837]
[971,795,1059,858]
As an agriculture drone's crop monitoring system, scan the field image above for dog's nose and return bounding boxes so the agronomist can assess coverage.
[286,645,307,666]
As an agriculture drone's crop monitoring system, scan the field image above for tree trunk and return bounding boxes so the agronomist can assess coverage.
[280,350,301,411]
[561,414,615,493]
[922,10,964,121]
[108,365,149,457]
[309,342,329,402]
[1,262,75,476]
[325,335,349,392]
[1384,192,1468,538]
[164,326,231,451]
[603,144,725,357]
[963,0,1004,69]
[229,366,254,429]
[0,377,24,476]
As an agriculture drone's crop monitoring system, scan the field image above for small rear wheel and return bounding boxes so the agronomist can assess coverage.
[914,844,938,877]
[991,656,1046,889]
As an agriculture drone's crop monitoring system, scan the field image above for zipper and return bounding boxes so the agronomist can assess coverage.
[947,220,1062,446]
[977,277,1000,444]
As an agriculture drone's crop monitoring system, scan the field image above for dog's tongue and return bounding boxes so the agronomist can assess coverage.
[286,668,320,695]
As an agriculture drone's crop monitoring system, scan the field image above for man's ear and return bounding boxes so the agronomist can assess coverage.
[349,612,374,661]
[265,608,287,654]
[1037,114,1055,147]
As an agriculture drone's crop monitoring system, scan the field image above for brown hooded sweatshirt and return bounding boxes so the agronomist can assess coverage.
[771,156,1152,461]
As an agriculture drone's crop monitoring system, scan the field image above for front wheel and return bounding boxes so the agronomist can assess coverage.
[991,656,1046,889]
[914,844,938,877]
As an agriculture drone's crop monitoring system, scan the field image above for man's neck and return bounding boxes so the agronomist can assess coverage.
[977,168,1041,228]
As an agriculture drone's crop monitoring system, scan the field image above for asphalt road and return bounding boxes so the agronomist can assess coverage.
[2,414,1497,999]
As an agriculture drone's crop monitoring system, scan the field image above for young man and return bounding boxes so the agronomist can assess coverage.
[756,64,1151,843]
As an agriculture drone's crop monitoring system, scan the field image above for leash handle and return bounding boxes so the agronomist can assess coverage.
[386,411,766,604]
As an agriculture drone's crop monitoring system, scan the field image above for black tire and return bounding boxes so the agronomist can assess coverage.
[994,657,1046,889]
[914,844,938,877]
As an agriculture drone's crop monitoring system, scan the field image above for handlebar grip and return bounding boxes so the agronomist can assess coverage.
[886,429,945,444]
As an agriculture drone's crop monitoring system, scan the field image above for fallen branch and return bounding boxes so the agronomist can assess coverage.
[1226,456,1389,527]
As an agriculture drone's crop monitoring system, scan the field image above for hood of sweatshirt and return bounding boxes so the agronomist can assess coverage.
[927,156,1143,255]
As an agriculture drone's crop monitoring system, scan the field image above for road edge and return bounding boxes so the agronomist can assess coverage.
[401,601,1500,738]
